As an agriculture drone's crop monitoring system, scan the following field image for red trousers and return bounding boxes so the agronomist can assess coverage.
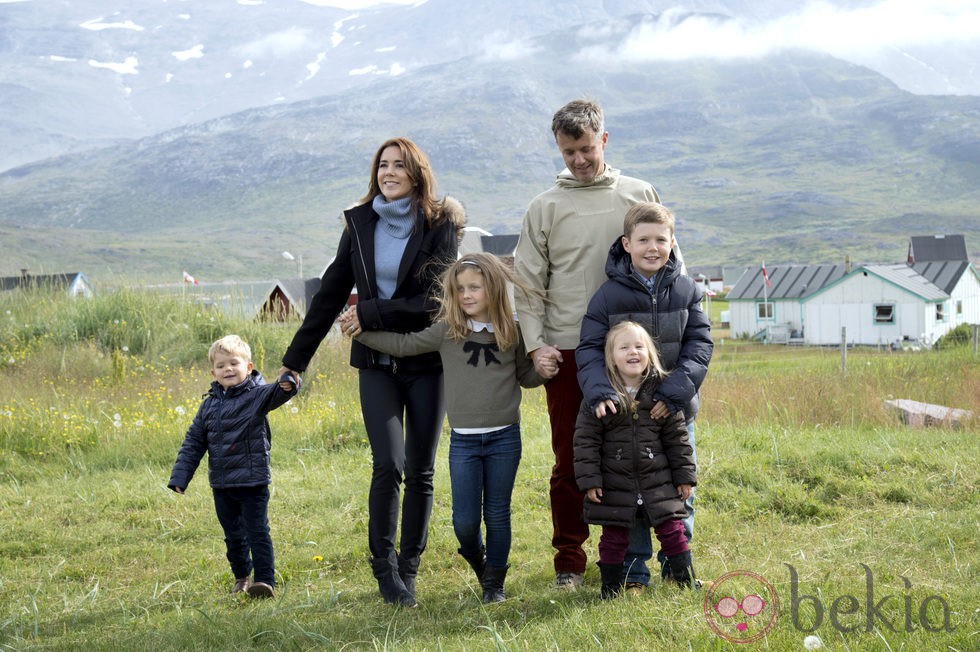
[545,350,590,574]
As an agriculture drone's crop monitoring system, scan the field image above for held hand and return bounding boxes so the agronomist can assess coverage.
[278,367,299,386]
[338,307,362,337]
[677,484,692,501]
[594,399,619,418]
[650,400,670,420]
[173,486,185,495]
[531,345,562,379]
[586,487,603,503]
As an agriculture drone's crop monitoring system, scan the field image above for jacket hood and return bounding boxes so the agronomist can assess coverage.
[555,165,621,189]
[604,236,681,288]
[437,195,467,233]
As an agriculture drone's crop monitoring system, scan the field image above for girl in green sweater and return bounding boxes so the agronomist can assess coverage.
[357,252,544,603]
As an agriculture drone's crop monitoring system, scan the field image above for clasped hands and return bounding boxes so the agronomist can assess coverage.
[338,306,361,337]
[586,484,692,503]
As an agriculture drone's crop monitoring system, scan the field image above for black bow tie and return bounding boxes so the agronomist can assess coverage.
[463,341,501,367]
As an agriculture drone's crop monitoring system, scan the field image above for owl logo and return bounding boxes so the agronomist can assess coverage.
[703,570,780,643]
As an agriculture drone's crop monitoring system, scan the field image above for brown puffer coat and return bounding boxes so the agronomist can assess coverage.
[573,377,696,528]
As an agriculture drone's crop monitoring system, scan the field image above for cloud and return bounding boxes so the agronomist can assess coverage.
[479,33,542,61]
[578,1,980,63]
[298,0,426,8]
[237,28,314,58]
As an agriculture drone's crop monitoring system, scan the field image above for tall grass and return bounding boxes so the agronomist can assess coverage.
[0,289,976,650]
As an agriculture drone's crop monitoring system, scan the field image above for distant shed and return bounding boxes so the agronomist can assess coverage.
[0,270,94,298]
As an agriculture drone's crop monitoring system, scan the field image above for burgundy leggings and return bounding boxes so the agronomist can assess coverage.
[598,517,688,565]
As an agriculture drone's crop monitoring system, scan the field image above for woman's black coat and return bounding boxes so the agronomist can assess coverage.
[282,198,464,374]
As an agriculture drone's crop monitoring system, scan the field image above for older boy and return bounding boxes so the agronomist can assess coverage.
[168,334,299,598]
[576,202,713,586]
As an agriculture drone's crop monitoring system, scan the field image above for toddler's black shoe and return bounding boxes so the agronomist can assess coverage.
[247,581,275,598]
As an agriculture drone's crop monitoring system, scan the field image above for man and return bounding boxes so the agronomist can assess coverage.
[515,99,687,589]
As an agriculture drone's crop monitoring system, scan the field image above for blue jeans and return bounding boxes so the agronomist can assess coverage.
[213,485,275,585]
[622,420,696,584]
[448,424,522,568]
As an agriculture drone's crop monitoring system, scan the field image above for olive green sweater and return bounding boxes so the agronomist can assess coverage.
[357,322,544,429]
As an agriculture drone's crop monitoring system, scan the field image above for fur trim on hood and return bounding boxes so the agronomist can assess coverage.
[435,195,467,238]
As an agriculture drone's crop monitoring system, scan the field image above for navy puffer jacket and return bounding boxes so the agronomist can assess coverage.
[576,238,713,420]
[573,378,696,529]
[168,370,296,490]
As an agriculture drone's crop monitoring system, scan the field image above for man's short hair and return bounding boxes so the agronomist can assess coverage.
[552,99,604,140]
[623,202,675,238]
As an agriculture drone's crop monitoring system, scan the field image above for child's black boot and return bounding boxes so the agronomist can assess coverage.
[665,551,695,589]
[597,562,623,600]
[459,547,486,584]
[481,564,508,603]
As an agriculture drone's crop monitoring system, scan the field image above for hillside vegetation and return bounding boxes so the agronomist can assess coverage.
[2,34,978,283]
[0,289,977,650]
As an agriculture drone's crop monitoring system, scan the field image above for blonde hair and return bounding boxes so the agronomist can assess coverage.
[208,334,252,364]
[435,252,541,352]
[623,201,675,238]
[603,321,668,411]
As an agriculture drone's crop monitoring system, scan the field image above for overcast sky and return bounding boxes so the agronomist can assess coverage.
[580,0,980,62]
[298,0,427,9]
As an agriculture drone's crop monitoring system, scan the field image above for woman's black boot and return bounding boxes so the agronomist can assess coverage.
[370,556,416,607]
[397,554,419,600]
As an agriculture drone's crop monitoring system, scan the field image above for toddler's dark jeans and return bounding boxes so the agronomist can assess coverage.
[213,485,275,586]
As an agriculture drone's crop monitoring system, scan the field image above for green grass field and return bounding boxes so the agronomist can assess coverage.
[0,290,977,650]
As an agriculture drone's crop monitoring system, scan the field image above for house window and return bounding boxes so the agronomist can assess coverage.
[757,301,773,320]
[874,304,895,324]
[957,300,963,315]
[935,303,945,322]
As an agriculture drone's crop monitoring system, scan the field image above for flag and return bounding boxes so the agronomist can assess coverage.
[761,261,772,288]
[182,270,199,285]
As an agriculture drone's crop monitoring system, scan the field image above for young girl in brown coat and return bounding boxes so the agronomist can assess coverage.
[573,321,697,598]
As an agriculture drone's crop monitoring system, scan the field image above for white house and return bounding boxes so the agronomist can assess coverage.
[726,263,847,341]
[727,234,980,346]
[803,264,952,346]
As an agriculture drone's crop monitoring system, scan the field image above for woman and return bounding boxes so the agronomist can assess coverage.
[280,137,465,606]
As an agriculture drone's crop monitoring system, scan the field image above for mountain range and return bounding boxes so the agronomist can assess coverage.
[1,0,978,283]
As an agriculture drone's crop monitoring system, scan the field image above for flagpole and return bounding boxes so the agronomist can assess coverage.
[762,261,769,344]
[762,261,768,304]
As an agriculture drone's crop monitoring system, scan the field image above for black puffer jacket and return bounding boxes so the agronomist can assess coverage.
[573,378,696,529]
[282,197,464,374]
[168,370,296,490]
[576,238,713,420]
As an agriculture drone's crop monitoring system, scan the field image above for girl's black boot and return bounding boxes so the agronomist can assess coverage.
[665,551,695,589]
[480,564,508,603]
[597,562,623,600]
[459,547,487,584]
